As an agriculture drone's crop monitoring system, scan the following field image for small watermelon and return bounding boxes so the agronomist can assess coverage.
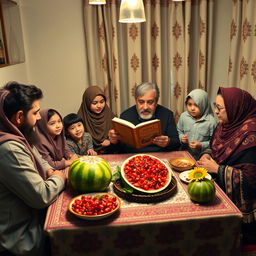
[188,179,216,203]
[68,156,112,193]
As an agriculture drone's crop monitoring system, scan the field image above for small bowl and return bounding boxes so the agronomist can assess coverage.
[68,192,121,220]
[169,157,196,172]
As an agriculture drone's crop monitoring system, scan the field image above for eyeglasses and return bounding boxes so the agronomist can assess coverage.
[213,102,225,111]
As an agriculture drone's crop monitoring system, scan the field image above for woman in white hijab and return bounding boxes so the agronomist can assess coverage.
[177,89,217,159]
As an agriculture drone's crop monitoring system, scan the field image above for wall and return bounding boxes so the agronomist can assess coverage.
[0,62,28,84]
[19,0,87,117]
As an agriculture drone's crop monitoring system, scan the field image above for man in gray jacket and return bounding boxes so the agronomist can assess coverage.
[0,82,66,256]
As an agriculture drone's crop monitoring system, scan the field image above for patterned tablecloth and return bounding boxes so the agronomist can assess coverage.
[44,151,243,256]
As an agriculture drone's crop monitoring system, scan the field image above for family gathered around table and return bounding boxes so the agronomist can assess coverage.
[0,81,255,255]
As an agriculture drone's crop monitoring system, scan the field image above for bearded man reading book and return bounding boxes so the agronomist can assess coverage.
[108,82,180,153]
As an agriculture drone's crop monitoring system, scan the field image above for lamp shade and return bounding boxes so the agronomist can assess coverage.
[119,0,146,23]
[89,0,106,4]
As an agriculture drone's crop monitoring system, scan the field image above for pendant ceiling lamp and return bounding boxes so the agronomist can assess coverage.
[89,0,106,4]
[119,0,146,23]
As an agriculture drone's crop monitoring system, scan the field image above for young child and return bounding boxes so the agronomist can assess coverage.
[63,113,97,156]
[35,109,78,170]
[177,89,217,160]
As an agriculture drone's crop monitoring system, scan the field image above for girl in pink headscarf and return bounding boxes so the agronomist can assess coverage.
[35,109,78,170]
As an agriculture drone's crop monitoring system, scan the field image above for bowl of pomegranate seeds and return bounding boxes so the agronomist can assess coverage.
[121,154,172,194]
[68,193,121,220]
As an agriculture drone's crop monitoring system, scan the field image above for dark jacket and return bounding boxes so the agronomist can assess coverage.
[113,104,180,153]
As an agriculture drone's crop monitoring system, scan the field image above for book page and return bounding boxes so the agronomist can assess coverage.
[112,121,138,147]
[135,119,160,128]
[112,117,135,129]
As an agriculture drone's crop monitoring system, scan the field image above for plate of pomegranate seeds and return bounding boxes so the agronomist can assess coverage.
[121,154,172,194]
[68,193,121,220]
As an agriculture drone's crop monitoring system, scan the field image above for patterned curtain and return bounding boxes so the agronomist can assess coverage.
[228,0,256,97]
[83,0,215,121]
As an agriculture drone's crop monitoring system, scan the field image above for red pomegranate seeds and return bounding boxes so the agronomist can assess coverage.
[124,155,169,191]
[71,194,118,216]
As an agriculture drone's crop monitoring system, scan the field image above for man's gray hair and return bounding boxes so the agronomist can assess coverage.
[134,82,160,100]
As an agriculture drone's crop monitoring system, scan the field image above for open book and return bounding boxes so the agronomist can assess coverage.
[112,117,161,149]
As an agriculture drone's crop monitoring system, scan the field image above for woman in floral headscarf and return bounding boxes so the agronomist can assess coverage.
[198,87,256,245]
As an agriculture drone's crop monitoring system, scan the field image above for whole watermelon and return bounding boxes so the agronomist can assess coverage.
[68,156,112,193]
[188,179,215,203]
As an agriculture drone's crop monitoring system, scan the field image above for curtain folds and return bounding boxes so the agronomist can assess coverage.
[228,0,256,97]
[83,0,215,120]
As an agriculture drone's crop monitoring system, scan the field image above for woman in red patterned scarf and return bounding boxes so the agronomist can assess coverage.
[198,87,256,245]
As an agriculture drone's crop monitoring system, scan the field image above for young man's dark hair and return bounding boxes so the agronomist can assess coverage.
[3,81,43,119]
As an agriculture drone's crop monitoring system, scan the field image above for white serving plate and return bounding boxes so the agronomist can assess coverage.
[179,170,212,184]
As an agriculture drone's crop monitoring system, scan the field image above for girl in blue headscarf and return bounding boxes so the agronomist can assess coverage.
[177,89,217,160]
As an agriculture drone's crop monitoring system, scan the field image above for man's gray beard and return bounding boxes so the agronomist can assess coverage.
[19,124,39,146]
[138,112,153,120]
[136,105,156,120]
